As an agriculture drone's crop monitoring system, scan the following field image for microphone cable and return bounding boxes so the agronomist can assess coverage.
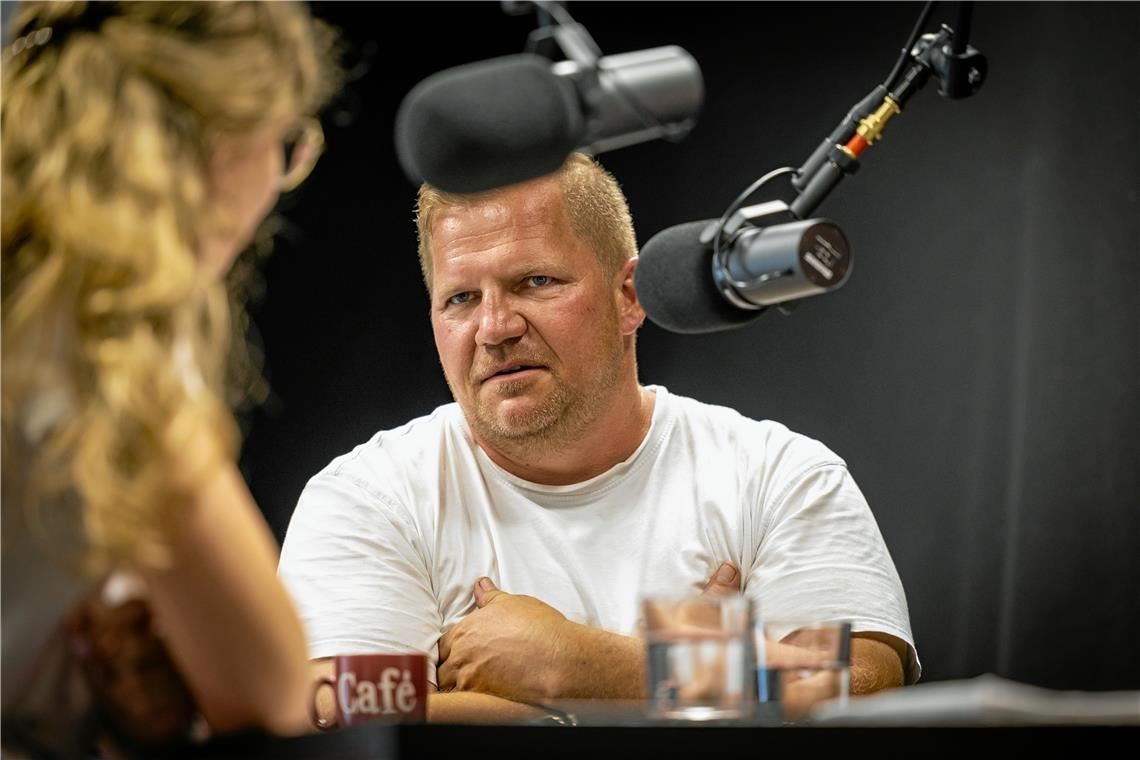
[710,167,797,312]
[882,1,937,92]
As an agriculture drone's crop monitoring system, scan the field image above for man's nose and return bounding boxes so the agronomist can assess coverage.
[476,292,526,347]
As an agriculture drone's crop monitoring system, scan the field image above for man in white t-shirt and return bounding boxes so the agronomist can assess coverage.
[279,154,919,722]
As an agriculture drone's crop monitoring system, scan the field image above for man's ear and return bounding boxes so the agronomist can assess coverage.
[616,256,646,336]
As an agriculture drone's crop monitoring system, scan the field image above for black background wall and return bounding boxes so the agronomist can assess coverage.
[239,2,1139,692]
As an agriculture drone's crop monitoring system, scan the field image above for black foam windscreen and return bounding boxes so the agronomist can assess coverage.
[635,220,766,334]
[394,54,585,193]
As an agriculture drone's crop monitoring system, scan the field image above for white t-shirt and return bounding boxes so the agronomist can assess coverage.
[279,386,920,685]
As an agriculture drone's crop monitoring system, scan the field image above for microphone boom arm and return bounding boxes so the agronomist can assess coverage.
[789,2,986,220]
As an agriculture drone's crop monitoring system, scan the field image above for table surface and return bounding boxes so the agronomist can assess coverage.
[157,685,1140,760]
[172,722,1138,760]
[146,679,1140,759]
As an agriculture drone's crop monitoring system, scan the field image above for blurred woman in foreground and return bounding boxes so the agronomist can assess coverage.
[2,2,340,755]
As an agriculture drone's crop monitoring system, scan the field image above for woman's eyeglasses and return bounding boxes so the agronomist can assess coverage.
[281,117,325,192]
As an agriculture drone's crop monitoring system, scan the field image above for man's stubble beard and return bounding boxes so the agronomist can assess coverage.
[454,319,628,456]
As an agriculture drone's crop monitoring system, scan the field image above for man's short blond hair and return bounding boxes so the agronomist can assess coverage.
[415,153,638,290]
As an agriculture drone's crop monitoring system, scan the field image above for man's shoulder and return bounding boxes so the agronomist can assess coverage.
[663,388,792,440]
[663,388,845,468]
[311,402,467,486]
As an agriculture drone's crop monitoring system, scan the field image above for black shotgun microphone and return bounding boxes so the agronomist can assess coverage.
[636,202,852,335]
[394,3,702,193]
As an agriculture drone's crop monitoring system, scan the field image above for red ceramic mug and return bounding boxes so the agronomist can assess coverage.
[311,652,428,729]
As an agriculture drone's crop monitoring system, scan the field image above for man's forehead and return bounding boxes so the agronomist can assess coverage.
[432,180,564,240]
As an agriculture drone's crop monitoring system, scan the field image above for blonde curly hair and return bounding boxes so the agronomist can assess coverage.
[1,1,340,572]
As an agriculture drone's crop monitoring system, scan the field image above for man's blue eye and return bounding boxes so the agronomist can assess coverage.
[448,292,472,305]
[529,276,551,287]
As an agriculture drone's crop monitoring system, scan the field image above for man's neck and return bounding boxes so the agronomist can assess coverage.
[474,382,657,486]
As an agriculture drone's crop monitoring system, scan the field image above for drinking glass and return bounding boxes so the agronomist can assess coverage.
[643,594,753,721]
[755,620,851,721]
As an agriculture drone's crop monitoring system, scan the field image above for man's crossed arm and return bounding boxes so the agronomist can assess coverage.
[434,562,907,714]
[436,563,743,704]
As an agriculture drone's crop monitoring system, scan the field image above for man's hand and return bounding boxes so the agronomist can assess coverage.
[639,562,742,636]
[700,562,741,597]
[437,578,570,700]
[71,596,199,748]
